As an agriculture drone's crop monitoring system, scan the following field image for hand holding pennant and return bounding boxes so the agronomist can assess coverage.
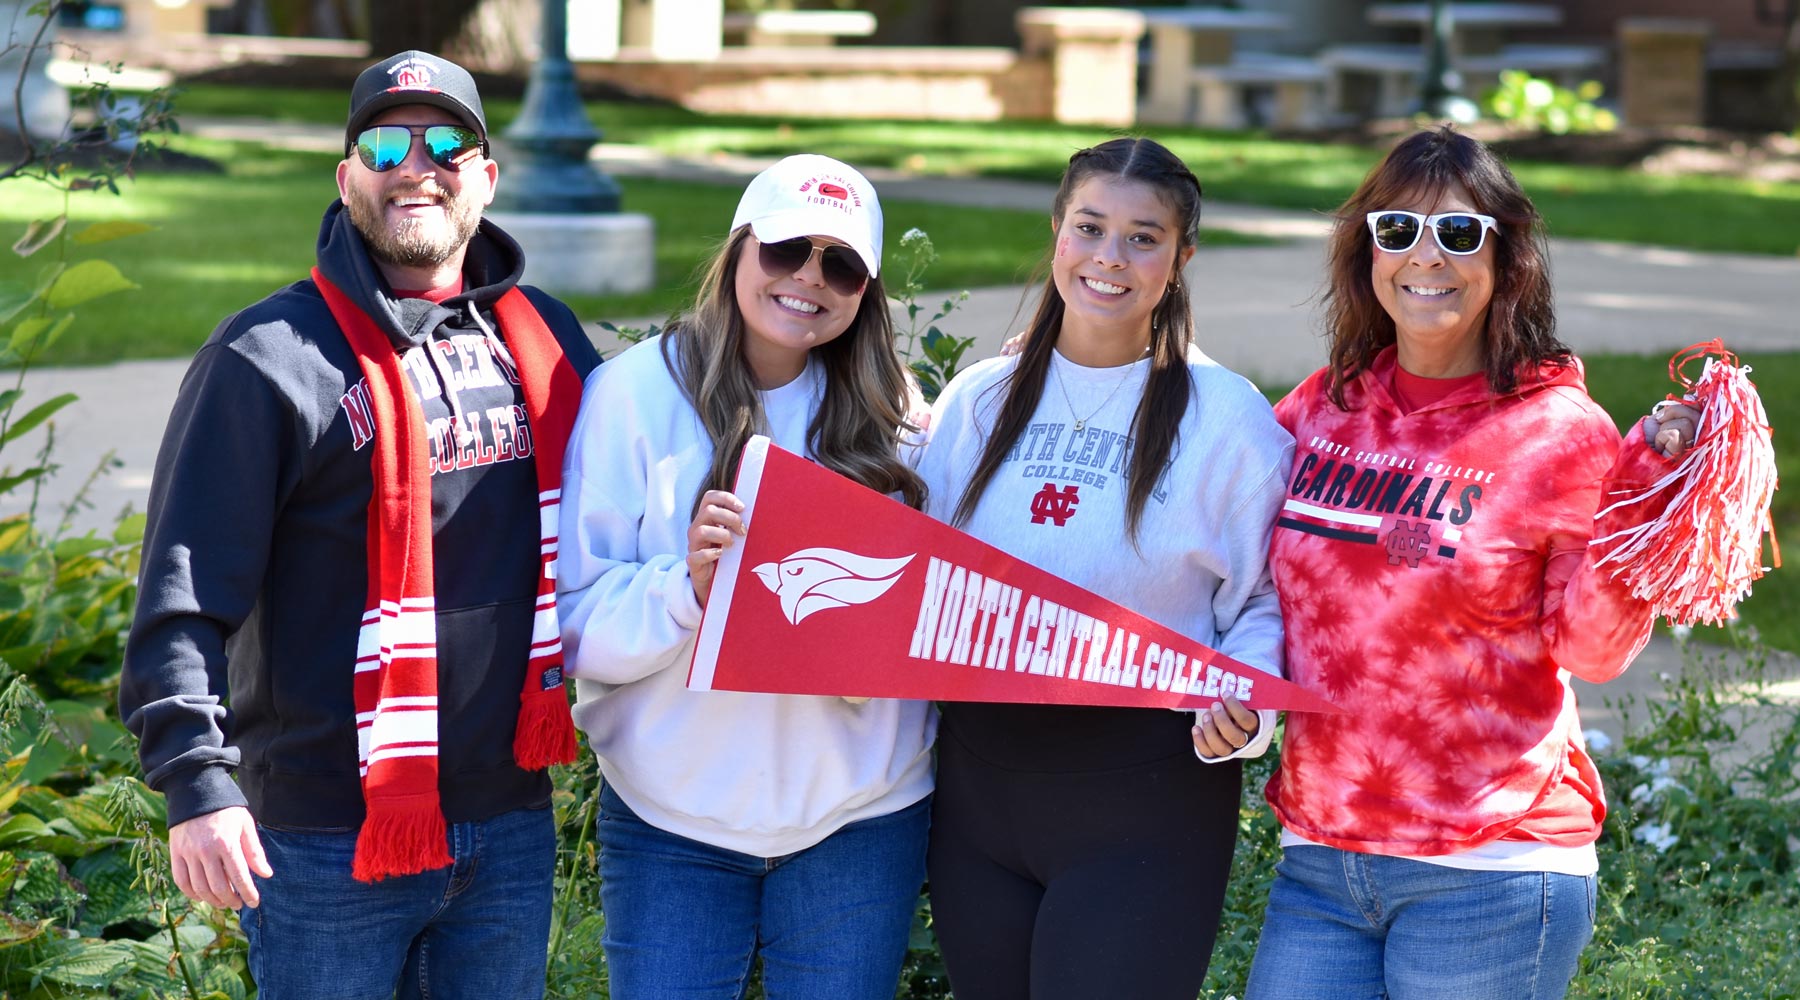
[688,437,1343,714]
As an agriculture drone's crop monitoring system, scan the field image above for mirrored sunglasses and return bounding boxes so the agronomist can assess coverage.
[1365,210,1499,256]
[353,125,486,173]
[757,237,869,296]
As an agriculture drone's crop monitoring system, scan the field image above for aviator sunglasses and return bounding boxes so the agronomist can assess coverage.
[353,125,487,172]
[1366,210,1499,256]
[757,237,869,295]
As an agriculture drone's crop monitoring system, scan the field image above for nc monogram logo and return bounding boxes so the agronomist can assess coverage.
[1030,483,1080,526]
[1385,519,1432,568]
[753,548,915,625]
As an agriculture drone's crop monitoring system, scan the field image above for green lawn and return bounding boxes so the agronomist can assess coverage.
[174,83,1800,256]
[1,136,1264,365]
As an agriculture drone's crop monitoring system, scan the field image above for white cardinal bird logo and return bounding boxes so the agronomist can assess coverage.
[752,548,915,625]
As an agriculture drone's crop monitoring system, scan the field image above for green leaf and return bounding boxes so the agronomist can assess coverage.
[0,281,33,326]
[0,466,46,499]
[17,741,70,785]
[0,393,77,447]
[112,513,147,544]
[35,313,75,354]
[44,260,137,310]
[73,849,151,931]
[8,315,51,356]
[29,937,137,987]
[72,220,154,245]
[0,911,50,948]
[7,314,72,359]
[202,962,251,1000]
[11,216,66,258]
[50,536,111,561]
[0,813,53,847]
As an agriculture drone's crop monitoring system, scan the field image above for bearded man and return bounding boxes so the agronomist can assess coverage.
[120,51,600,998]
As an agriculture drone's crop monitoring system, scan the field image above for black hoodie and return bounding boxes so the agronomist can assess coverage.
[120,202,601,829]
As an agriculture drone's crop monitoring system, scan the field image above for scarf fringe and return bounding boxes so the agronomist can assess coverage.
[352,797,454,882]
[515,688,580,769]
[1591,340,1780,626]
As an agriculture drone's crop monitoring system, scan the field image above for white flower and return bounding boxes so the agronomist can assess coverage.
[1582,728,1613,753]
[1628,776,1678,804]
[1633,821,1679,853]
[900,227,928,244]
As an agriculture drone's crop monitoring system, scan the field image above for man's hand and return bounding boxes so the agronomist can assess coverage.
[169,806,272,909]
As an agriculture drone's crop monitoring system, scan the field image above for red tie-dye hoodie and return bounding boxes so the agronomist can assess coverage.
[1265,347,1667,855]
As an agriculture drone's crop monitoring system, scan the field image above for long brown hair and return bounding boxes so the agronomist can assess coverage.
[1322,125,1568,407]
[952,137,1203,539]
[662,226,926,512]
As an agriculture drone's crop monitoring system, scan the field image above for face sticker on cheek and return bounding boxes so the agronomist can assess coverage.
[1056,234,1070,259]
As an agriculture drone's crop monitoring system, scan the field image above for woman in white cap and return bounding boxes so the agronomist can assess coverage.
[556,154,933,997]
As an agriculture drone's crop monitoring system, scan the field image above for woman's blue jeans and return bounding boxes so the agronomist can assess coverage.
[595,782,929,1000]
[238,804,557,999]
[1245,845,1596,1000]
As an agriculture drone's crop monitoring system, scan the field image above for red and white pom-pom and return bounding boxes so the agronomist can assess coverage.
[1590,340,1780,626]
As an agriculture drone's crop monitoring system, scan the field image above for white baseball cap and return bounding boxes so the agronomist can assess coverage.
[731,154,883,278]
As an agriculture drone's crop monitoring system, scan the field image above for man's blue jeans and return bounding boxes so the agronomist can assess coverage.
[1245,844,1596,1000]
[596,782,929,1000]
[238,804,557,999]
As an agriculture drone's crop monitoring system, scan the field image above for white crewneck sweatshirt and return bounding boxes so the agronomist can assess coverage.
[556,335,935,856]
[915,346,1294,763]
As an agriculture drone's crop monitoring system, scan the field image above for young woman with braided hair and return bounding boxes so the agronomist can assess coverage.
[914,136,1295,1000]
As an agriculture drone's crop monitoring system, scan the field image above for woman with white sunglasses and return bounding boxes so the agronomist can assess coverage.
[1245,126,1695,999]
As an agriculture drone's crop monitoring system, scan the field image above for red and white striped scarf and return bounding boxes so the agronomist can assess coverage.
[315,268,580,882]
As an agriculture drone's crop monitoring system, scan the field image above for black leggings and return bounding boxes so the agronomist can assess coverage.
[927,730,1243,1000]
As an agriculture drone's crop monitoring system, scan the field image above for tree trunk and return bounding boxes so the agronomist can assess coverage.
[1779,7,1800,131]
[448,0,540,72]
[367,0,535,71]
[368,0,484,56]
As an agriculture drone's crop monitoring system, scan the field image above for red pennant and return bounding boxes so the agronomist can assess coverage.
[689,438,1342,714]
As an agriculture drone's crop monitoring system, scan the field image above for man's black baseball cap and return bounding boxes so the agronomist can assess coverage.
[345,50,488,155]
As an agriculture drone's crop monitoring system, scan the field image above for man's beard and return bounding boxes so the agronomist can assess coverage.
[344,183,483,271]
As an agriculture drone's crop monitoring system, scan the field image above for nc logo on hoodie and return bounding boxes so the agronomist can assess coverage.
[753,548,914,624]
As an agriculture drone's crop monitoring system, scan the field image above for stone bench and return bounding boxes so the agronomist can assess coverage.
[1190,53,1329,129]
[1320,41,1604,118]
[721,10,877,48]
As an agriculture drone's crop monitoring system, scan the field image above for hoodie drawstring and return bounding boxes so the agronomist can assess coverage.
[469,300,518,377]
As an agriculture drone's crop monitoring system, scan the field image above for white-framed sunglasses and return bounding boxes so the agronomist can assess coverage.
[1365,210,1499,256]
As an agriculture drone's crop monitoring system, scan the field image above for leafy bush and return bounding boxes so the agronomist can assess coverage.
[1484,71,1619,135]
[1572,643,1800,999]
[0,30,240,992]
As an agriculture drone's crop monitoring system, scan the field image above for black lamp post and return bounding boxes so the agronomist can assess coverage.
[1416,0,1479,122]
[490,0,621,213]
